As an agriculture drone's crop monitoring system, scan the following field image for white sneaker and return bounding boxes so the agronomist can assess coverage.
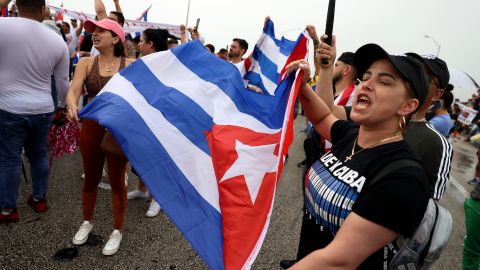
[73,221,93,245]
[146,199,161,218]
[127,189,149,200]
[98,182,111,190]
[102,229,122,256]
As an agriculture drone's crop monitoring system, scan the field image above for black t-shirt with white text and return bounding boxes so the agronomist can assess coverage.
[304,120,429,269]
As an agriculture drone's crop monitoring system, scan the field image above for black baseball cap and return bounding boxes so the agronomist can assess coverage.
[337,52,355,66]
[354,44,429,108]
[405,53,450,89]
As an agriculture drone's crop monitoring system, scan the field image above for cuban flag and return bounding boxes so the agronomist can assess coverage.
[136,5,152,21]
[131,5,152,39]
[79,34,308,269]
[243,19,298,96]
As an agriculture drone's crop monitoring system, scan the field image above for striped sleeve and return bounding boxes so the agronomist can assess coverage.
[425,123,453,200]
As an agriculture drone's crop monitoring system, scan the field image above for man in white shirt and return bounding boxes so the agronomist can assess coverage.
[70,18,78,30]
[0,0,69,222]
[61,22,79,57]
[228,38,249,74]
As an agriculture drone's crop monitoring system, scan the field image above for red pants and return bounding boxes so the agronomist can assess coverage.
[80,120,127,230]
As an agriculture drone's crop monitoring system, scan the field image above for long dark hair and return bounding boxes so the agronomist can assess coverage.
[110,31,125,57]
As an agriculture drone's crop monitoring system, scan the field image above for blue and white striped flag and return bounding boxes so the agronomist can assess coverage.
[244,19,299,96]
[79,36,308,269]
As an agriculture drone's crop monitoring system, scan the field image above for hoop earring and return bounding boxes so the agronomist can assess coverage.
[398,116,407,130]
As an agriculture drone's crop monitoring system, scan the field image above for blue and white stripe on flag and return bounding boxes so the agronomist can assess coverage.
[78,38,308,269]
[244,19,297,96]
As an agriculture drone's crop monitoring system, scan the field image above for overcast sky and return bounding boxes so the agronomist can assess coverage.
[47,0,480,100]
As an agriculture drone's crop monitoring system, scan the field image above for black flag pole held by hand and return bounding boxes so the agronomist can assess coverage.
[322,0,336,65]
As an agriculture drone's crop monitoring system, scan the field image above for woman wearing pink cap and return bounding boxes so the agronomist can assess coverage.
[65,18,135,256]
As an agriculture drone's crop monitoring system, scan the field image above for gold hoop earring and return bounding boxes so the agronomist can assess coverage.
[398,116,407,130]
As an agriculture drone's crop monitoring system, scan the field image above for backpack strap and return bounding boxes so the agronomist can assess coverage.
[371,159,440,267]
[368,159,423,187]
[419,199,439,266]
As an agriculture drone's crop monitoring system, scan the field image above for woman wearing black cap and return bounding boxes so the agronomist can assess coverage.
[285,38,430,269]
[308,49,453,204]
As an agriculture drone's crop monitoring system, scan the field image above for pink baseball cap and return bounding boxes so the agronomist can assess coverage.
[84,18,125,43]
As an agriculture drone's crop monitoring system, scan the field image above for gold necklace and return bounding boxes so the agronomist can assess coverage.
[344,133,402,162]
[101,56,119,73]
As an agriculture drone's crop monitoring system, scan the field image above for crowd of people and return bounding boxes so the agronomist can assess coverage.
[0,0,255,258]
[1,0,480,269]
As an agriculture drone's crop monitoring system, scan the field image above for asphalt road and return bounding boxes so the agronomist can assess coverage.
[0,116,472,269]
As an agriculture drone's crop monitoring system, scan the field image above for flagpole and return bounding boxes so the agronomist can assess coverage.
[321,0,336,64]
[185,0,191,26]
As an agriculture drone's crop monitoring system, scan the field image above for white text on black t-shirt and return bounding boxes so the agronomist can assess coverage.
[320,152,366,192]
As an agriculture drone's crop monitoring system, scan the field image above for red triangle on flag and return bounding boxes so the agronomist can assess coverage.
[206,124,282,269]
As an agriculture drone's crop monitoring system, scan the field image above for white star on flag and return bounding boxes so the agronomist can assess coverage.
[220,140,279,204]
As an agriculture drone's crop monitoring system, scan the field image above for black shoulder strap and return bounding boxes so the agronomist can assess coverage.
[368,159,423,187]
[419,200,439,266]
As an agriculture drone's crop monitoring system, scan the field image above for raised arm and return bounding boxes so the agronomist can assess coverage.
[306,25,321,74]
[290,212,398,269]
[286,59,338,142]
[180,24,187,44]
[315,34,348,120]
[75,20,84,37]
[187,27,199,41]
[315,34,335,108]
[94,0,108,20]
[113,0,123,13]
